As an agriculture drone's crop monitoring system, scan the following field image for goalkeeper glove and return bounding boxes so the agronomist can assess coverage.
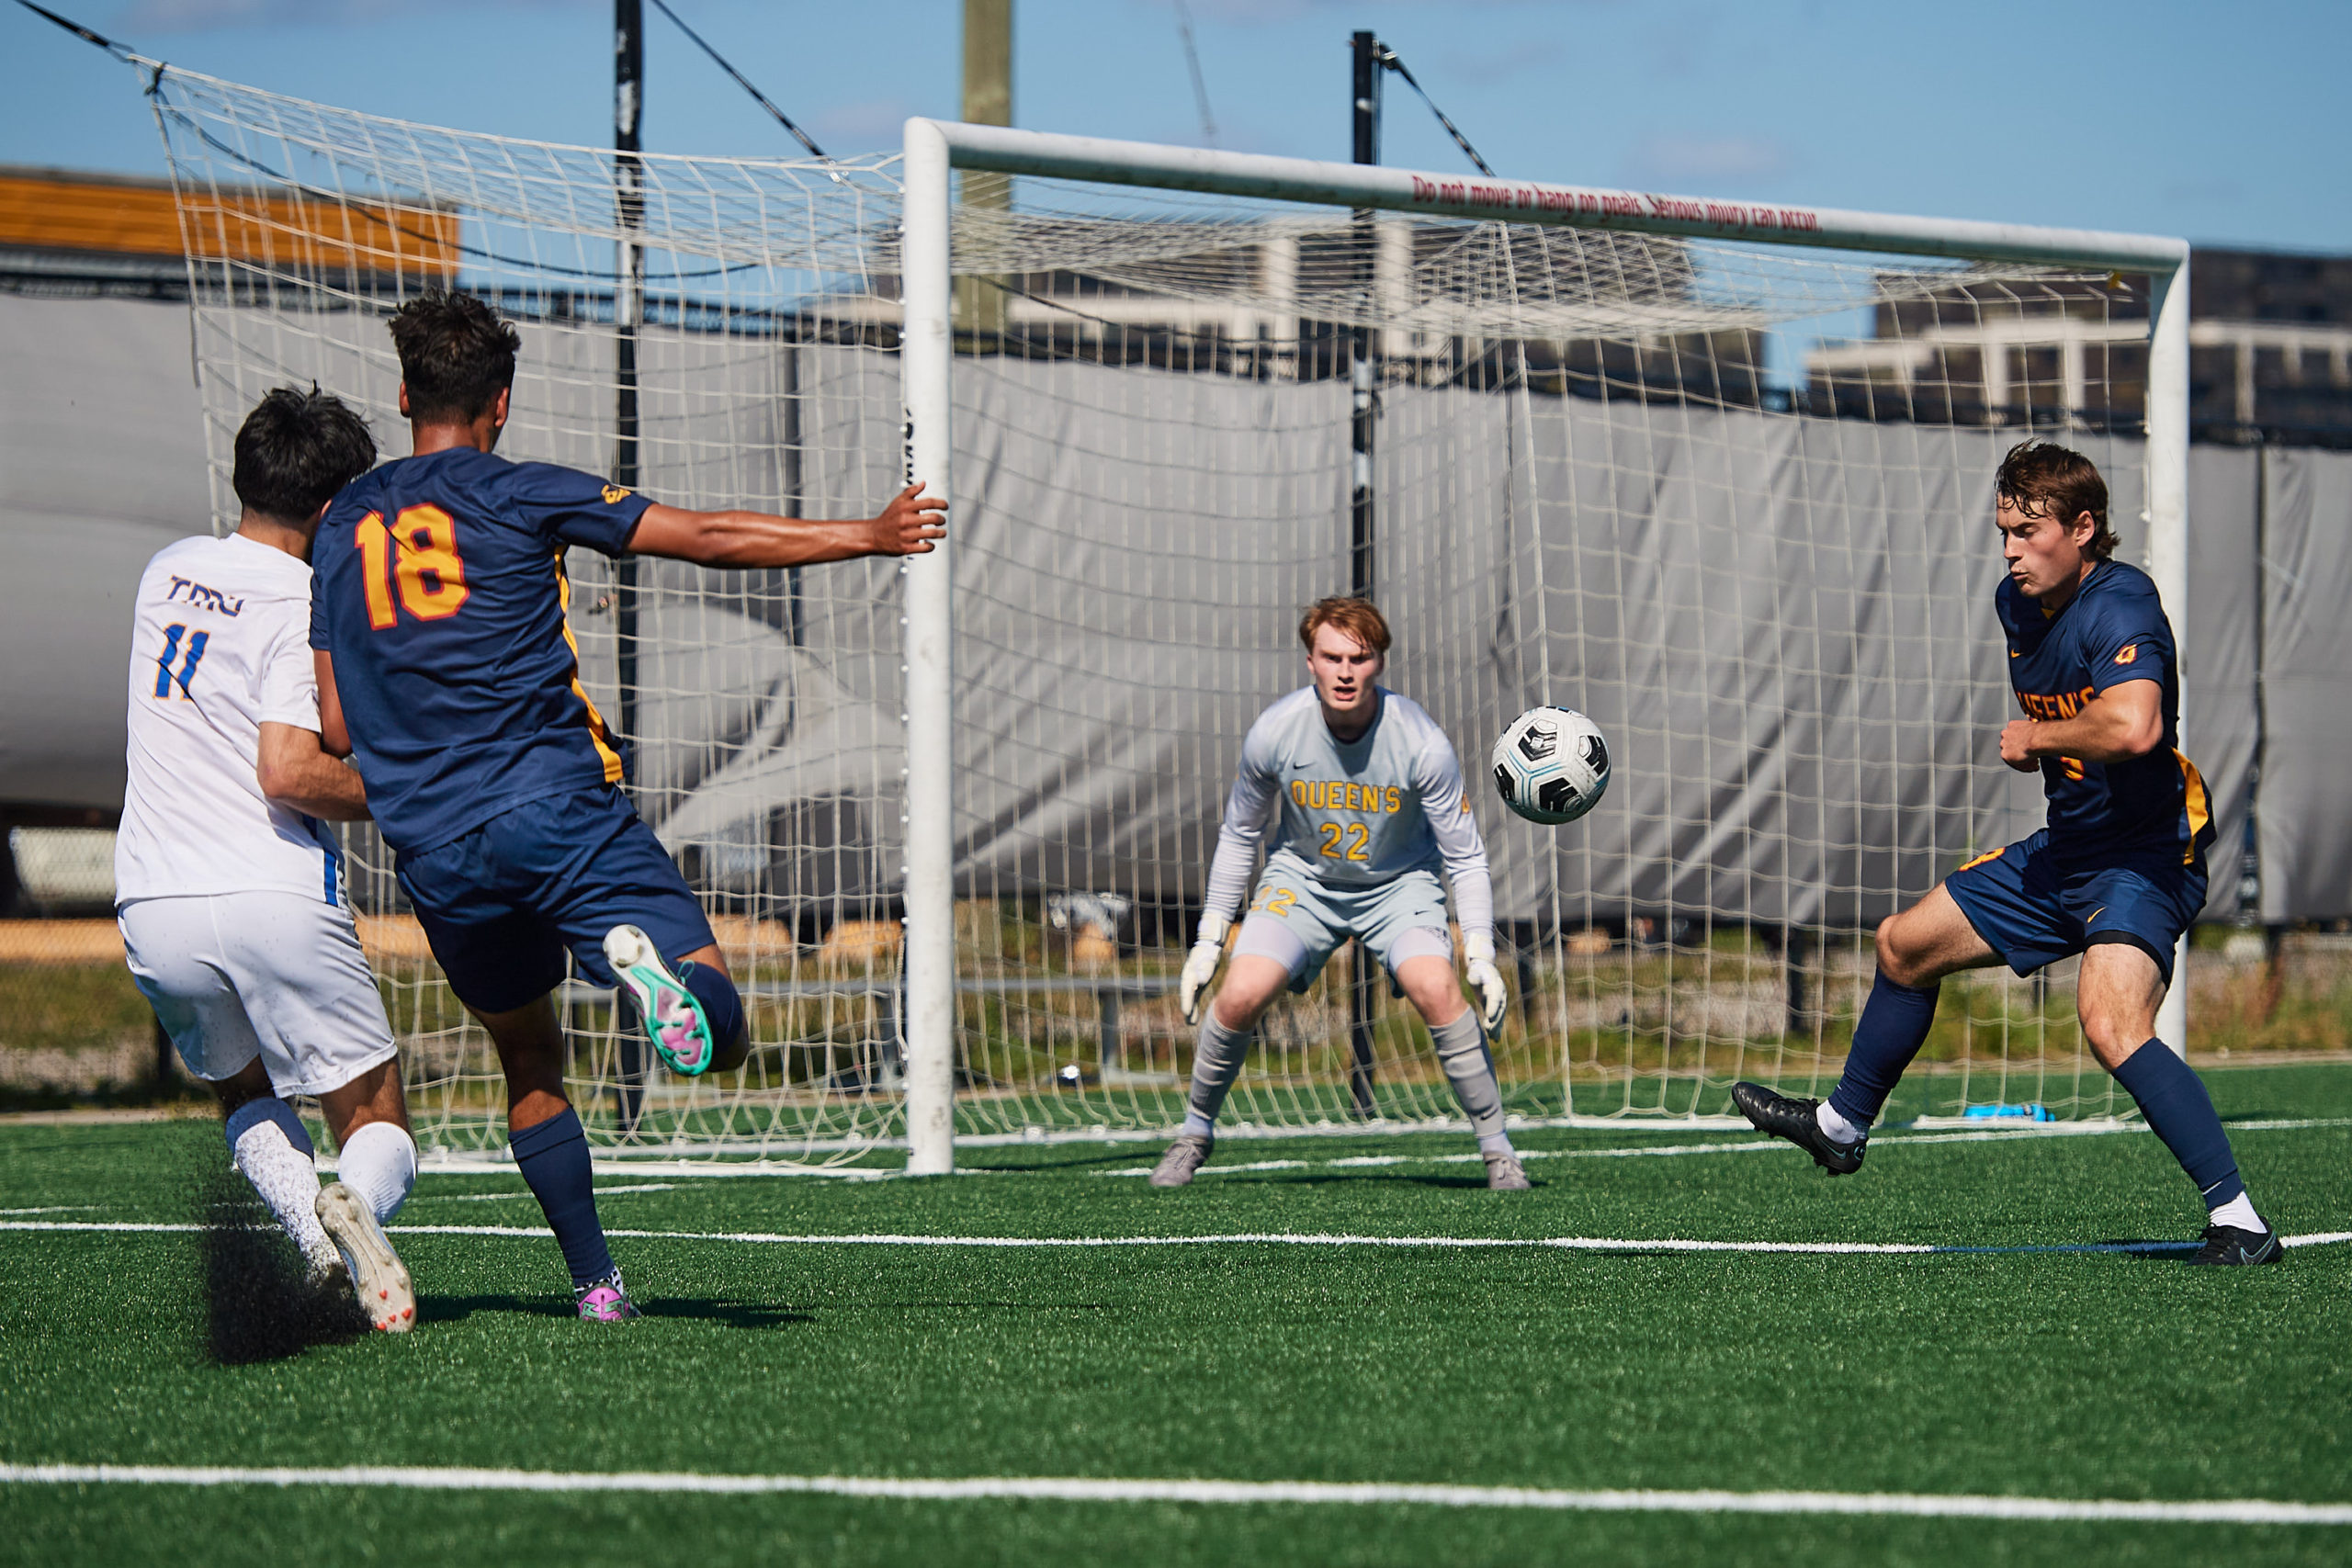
[1463,931,1509,1034]
[1179,910,1231,1026]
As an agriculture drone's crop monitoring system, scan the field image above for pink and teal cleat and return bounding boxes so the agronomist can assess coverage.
[574,1268,641,1322]
[604,924,714,1077]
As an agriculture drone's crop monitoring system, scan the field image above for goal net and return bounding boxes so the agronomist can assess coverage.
[141,62,2191,1165]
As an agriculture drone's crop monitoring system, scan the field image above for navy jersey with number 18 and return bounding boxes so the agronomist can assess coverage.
[310,446,654,856]
[1995,558,2213,864]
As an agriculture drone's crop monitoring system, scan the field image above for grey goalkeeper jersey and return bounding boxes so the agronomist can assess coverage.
[1203,685,1494,942]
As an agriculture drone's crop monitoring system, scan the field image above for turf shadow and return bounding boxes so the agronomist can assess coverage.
[416,1293,817,1329]
[2099,1238,2204,1263]
[195,1168,368,1367]
[415,1292,578,1325]
[1211,1172,1518,1192]
[634,1297,814,1329]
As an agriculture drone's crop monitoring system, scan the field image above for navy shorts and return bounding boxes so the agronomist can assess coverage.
[396,786,718,1014]
[1943,829,2205,986]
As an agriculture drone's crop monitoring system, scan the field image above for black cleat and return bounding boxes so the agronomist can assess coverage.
[2186,1224,2283,1266]
[1731,1081,1866,1176]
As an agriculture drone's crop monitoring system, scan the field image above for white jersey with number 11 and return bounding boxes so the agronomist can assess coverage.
[115,534,344,906]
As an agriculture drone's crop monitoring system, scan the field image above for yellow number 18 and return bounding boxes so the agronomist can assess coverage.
[356,503,470,629]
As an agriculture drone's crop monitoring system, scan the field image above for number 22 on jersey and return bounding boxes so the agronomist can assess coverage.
[1317,821,1370,861]
[356,504,470,629]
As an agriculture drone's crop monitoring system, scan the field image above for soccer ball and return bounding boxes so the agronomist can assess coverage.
[1490,707,1611,825]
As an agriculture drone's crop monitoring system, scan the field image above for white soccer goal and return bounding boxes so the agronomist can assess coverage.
[138,62,2192,1172]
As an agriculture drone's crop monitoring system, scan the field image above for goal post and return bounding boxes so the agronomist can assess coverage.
[134,58,2207,1168]
[897,118,2192,1175]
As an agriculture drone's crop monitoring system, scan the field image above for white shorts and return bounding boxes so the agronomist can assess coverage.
[119,891,398,1099]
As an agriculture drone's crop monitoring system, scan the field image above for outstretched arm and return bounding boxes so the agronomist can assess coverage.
[1417,739,1507,1031]
[1999,679,2162,771]
[624,483,946,568]
[1415,739,1495,946]
[1181,739,1280,1024]
[1200,753,1280,931]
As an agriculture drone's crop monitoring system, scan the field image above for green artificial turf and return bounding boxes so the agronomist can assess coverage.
[2,1063,2348,1567]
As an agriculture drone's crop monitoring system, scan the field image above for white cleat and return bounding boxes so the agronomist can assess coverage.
[316,1181,416,1333]
[1483,1151,1532,1191]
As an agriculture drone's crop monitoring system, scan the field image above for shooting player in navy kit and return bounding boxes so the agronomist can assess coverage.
[311,291,945,1318]
[1733,441,2275,1264]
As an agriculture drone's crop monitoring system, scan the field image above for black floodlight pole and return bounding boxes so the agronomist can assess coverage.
[1346,28,1381,1122]
[615,0,645,761]
[612,0,648,1137]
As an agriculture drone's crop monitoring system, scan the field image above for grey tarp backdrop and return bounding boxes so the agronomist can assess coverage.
[5,291,2346,924]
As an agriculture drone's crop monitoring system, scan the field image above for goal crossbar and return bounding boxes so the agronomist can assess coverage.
[896,118,2194,1176]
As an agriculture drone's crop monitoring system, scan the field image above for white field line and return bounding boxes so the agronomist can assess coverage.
[398,1156,899,1179]
[0,1462,2344,1525]
[412,1116,2352,1184]
[1095,1115,2352,1178]
[404,1184,677,1205]
[374,1116,2352,1176]
[5,1218,2346,1258]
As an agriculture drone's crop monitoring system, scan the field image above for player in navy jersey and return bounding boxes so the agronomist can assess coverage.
[1735,442,2278,1265]
[311,292,945,1318]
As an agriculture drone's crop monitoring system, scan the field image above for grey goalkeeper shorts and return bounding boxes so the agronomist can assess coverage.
[1234,861,1453,993]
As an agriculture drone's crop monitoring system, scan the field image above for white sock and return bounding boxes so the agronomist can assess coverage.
[2209,1192,2263,1232]
[224,1099,337,1274]
[1815,1101,1868,1145]
[337,1120,418,1223]
[1181,1111,1215,1140]
[1477,1133,1515,1158]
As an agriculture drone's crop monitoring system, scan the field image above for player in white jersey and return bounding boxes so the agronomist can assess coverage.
[1154,597,1526,1190]
[117,388,417,1332]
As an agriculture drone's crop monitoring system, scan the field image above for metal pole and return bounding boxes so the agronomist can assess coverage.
[614,0,645,750]
[926,121,2191,274]
[1345,29,1380,1122]
[611,0,648,1134]
[900,118,958,1174]
[2147,258,2191,1058]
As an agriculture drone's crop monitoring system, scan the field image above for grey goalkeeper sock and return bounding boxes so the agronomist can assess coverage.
[1184,1010,1255,1126]
[1431,1008,1508,1144]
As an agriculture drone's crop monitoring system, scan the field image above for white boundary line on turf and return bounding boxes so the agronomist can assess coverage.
[402,1184,678,1204]
[5,1219,2346,1257]
[0,1462,2345,1525]
[382,1115,2352,1180]
[1091,1115,2352,1178]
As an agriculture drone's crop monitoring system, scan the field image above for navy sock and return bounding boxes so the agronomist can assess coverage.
[509,1106,615,1287]
[1826,972,1941,1131]
[2110,1040,2246,1211]
[678,960,746,1052]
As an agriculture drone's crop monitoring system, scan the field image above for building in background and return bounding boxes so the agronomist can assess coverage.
[1805,247,2352,447]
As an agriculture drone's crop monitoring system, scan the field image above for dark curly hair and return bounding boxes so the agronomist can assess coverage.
[231,386,376,524]
[388,290,521,423]
[1996,440,2114,560]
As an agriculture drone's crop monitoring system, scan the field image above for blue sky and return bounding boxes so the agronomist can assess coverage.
[4,0,2349,254]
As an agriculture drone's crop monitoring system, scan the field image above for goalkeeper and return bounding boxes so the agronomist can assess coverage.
[1154,597,1524,1190]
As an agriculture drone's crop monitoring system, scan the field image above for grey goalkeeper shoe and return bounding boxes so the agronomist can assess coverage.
[1149,1133,1214,1188]
[1483,1151,1532,1190]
